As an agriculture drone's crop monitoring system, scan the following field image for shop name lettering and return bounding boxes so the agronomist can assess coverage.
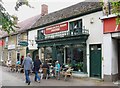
[45,23,68,34]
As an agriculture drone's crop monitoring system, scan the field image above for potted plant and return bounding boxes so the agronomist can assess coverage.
[77,62,83,72]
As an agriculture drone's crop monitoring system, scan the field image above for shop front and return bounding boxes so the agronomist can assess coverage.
[36,22,89,73]
[103,16,120,81]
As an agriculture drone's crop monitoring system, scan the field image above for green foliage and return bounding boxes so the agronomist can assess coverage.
[101,0,120,24]
[0,1,16,34]
[15,0,33,11]
[76,62,83,70]
[0,0,32,34]
[110,1,120,25]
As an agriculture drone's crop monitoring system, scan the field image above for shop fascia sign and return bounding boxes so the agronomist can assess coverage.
[103,17,120,33]
[8,44,15,50]
[44,22,68,34]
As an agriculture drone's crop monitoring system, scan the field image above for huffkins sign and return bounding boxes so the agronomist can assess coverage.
[45,22,68,34]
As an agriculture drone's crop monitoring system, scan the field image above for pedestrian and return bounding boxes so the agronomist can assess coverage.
[33,55,42,83]
[55,60,60,80]
[42,60,50,79]
[20,55,24,65]
[16,60,21,72]
[22,53,33,85]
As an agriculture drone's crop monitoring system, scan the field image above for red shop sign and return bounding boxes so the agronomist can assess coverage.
[103,17,120,33]
[45,22,68,34]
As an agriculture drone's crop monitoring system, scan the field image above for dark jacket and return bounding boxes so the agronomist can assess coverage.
[42,62,49,69]
[33,59,42,72]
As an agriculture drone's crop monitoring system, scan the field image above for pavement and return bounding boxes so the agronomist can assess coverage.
[0,66,119,87]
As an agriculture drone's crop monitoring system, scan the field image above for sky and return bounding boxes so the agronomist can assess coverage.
[2,0,85,22]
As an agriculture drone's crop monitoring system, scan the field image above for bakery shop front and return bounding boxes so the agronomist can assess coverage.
[36,21,89,73]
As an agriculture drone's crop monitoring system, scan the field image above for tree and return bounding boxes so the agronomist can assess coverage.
[0,0,33,34]
[102,0,120,25]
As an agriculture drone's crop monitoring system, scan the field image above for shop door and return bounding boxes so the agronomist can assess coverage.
[90,44,101,78]
[118,40,120,80]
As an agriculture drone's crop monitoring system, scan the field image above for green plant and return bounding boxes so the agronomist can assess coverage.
[76,62,83,71]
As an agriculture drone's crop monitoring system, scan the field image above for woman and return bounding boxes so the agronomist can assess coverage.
[33,55,42,83]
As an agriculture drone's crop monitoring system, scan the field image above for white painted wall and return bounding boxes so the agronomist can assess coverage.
[111,39,118,74]
[28,29,38,50]
[103,34,118,76]
[103,34,112,75]
[69,11,104,78]
[83,11,104,78]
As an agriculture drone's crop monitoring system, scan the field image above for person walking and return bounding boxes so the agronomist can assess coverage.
[33,55,42,83]
[55,61,60,80]
[22,53,33,85]
[42,61,50,79]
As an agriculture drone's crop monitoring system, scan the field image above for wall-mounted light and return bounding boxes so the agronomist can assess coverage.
[29,40,34,46]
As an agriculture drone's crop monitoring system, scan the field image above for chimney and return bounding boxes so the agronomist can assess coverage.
[41,4,48,16]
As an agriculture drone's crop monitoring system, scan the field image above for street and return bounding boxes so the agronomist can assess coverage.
[0,66,119,87]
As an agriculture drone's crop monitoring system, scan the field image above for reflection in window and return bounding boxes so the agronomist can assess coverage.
[73,48,83,72]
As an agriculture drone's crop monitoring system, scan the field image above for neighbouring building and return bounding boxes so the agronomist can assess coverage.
[100,2,120,81]
[0,14,40,65]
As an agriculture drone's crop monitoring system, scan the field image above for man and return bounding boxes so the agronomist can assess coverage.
[22,53,33,85]
[33,55,41,82]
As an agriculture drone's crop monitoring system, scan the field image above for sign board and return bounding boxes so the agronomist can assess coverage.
[44,22,68,34]
[18,41,28,46]
[8,44,15,50]
[104,17,120,33]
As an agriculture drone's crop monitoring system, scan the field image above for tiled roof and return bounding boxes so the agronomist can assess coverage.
[32,1,102,29]
[0,15,41,38]
[16,15,41,33]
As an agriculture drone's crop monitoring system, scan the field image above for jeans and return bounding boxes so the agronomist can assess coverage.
[55,71,60,80]
[25,70,30,83]
[35,71,40,81]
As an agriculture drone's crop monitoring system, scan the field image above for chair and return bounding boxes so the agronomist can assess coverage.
[42,68,49,80]
[16,65,22,73]
[61,68,73,81]
[10,64,16,72]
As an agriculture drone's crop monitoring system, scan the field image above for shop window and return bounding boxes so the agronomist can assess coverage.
[5,37,8,48]
[45,47,52,65]
[73,48,83,72]
[66,46,84,72]
[8,51,12,60]
[17,53,20,61]
[17,34,21,45]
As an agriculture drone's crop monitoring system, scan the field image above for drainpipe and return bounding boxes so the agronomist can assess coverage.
[26,31,29,56]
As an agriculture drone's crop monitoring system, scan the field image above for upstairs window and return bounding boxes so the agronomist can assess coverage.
[5,37,8,48]
[69,19,82,30]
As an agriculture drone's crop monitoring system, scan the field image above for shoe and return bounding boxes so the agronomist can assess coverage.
[37,81,40,83]
[25,81,28,83]
[28,82,30,85]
